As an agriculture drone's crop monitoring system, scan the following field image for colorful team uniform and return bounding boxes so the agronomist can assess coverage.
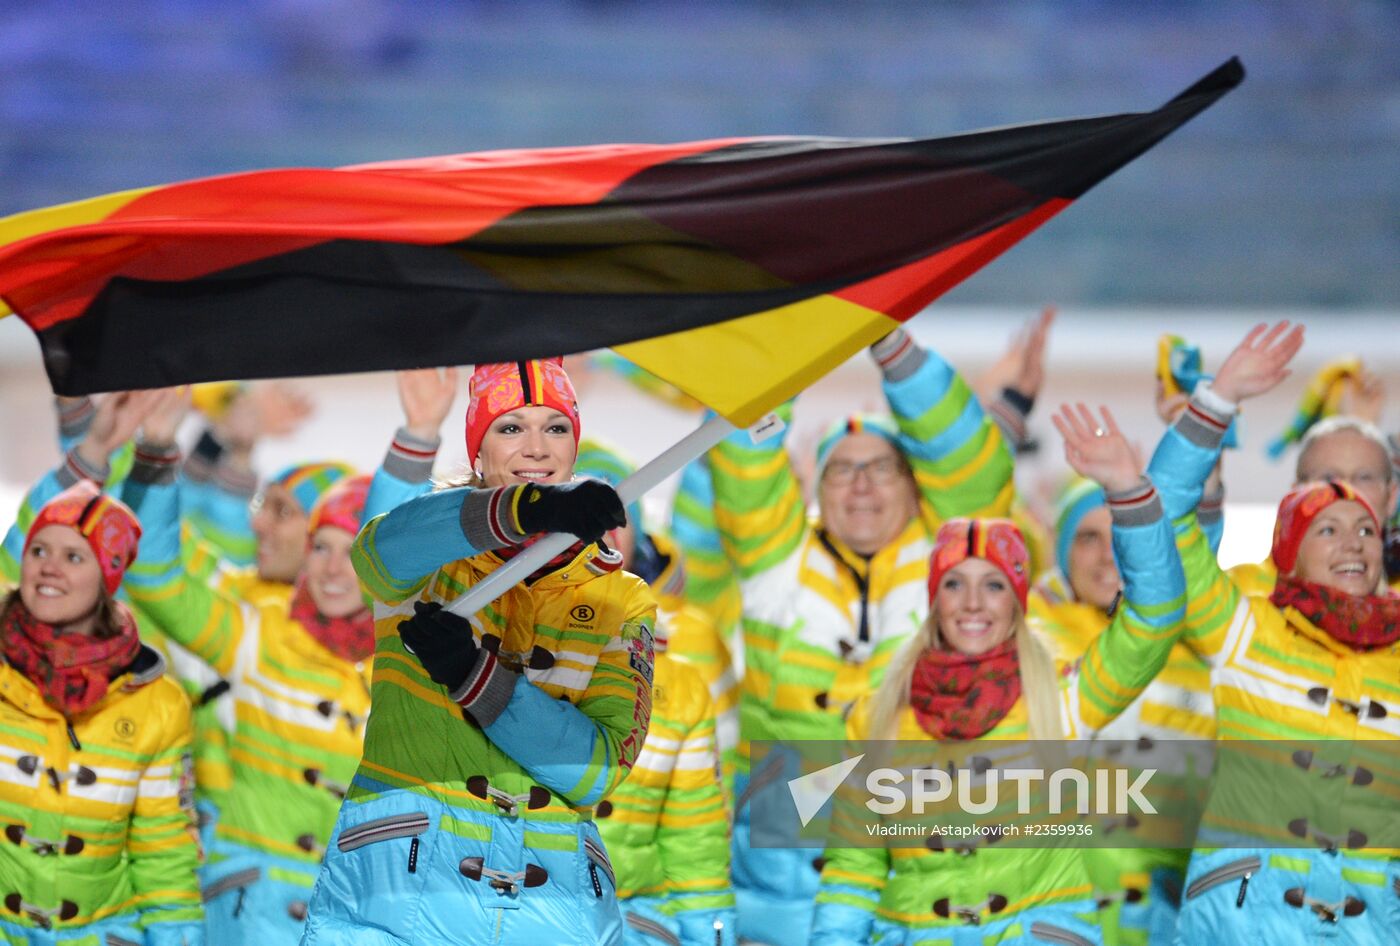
[1148,394,1400,946]
[710,334,1014,946]
[300,483,657,946]
[812,486,1187,946]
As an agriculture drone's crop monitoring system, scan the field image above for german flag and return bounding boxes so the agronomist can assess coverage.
[0,59,1241,426]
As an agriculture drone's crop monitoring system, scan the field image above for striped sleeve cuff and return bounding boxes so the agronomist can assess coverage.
[869,327,927,383]
[212,463,259,499]
[182,429,224,484]
[1197,481,1225,527]
[1174,387,1236,450]
[1106,477,1163,527]
[382,427,441,484]
[57,447,108,489]
[131,441,183,485]
[449,649,517,726]
[54,397,95,440]
[460,486,530,550]
[988,387,1032,450]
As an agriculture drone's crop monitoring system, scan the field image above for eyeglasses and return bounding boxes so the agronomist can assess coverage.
[822,456,906,486]
[1297,470,1390,489]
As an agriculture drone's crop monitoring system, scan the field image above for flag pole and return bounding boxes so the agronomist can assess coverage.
[445,412,741,618]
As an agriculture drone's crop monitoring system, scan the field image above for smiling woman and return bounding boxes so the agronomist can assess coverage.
[0,477,202,945]
[299,358,658,946]
[1140,322,1400,945]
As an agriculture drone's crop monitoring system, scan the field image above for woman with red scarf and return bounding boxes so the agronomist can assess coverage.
[811,401,1188,945]
[121,400,376,946]
[0,480,202,944]
[1143,321,1398,945]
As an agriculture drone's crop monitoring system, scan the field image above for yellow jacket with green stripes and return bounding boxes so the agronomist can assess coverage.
[1030,592,1214,741]
[1147,393,1400,852]
[596,648,733,942]
[123,474,371,867]
[0,646,202,940]
[813,484,1188,943]
[710,335,1015,758]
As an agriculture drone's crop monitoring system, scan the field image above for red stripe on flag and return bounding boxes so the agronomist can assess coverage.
[6,140,749,331]
[833,199,1069,321]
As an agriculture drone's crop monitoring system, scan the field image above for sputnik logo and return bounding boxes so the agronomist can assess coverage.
[787,754,866,827]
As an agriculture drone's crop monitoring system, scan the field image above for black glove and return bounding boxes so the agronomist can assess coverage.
[514,479,626,545]
[397,601,479,691]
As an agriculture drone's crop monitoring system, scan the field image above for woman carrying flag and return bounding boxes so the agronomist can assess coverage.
[300,358,655,946]
[0,475,202,944]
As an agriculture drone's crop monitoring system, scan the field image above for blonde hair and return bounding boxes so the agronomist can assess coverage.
[865,604,1063,744]
[433,468,485,491]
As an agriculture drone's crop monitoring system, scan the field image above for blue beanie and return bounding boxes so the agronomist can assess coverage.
[1054,477,1107,578]
[814,414,903,479]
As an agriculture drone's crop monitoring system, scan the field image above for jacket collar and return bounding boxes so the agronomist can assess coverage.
[0,643,164,719]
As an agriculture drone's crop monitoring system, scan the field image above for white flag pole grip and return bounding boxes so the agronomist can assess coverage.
[444,413,740,618]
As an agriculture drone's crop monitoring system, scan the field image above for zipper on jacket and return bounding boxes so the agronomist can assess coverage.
[816,530,871,644]
[233,888,246,918]
[588,862,602,898]
[1185,855,1262,900]
[1028,921,1094,946]
[65,723,81,751]
[1235,871,1251,907]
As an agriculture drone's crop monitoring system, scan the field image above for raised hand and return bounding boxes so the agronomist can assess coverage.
[396,367,460,441]
[1012,304,1056,400]
[76,390,166,472]
[140,386,193,446]
[975,305,1056,404]
[1052,403,1142,494]
[1210,321,1305,404]
[1154,382,1189,426]
[1338,369,1385,424]
[218,381,314,450]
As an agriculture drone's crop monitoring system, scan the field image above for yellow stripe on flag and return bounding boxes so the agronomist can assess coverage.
[617,293,899,428]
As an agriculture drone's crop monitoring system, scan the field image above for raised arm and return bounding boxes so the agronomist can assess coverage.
[122,436,250,678]
[876,327,1015,523]
[3,392,160,582]
[708,401,805,581]
[1050,405,1186,735]
[364,367,458,522]
[668,456,744,634]
[1147,321,1305,660]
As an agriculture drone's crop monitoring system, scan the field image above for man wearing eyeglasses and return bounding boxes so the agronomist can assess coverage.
[708,327,1015,946]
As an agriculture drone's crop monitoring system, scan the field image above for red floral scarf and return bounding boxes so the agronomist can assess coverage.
[909,640,1022,740]
[1,600,140,715]
[289,579,375,664]
[1271,574,1400,652]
